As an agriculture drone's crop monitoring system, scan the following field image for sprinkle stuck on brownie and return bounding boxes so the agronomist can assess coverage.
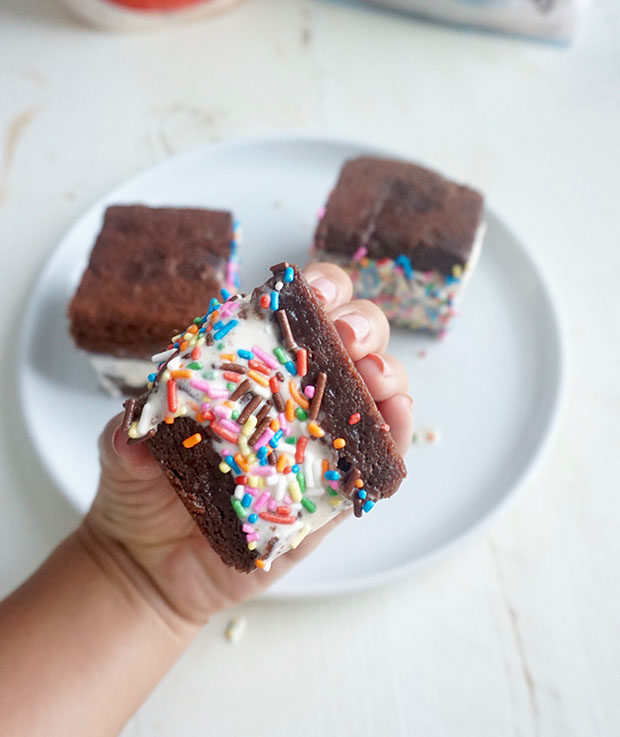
[123,263,406,573]
[312,156,486,335]
[68,205,240,397]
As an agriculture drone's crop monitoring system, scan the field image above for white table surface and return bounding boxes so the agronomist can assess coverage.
[1,1,619,735]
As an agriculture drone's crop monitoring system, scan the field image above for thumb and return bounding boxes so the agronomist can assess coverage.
[99,412,162,484]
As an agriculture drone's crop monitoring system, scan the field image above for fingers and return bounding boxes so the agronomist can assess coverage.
[354,352,413,455]
[305,264,390,361]
[376,394,414,456]
[354,353,409,402]
[304,262,353,310]
[99,412,161,482]
[331,300,390,361]
[304,262,413,458]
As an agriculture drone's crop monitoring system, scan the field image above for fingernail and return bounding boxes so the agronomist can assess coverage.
[335,312,372,342]
[112,426,122,453]
[112,425,128,454]
[366,352,395,377]
[307,276,338,305]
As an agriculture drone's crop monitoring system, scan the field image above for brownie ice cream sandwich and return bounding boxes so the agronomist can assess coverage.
[312,156,485,334]
[123,263,406,572]
[69,204,240,396]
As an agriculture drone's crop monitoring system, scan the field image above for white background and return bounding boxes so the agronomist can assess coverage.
[1,1,619,735]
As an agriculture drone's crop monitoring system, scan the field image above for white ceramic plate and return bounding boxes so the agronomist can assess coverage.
[19,135,564,597]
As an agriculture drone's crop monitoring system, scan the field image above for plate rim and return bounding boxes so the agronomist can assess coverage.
[17,133,567,598]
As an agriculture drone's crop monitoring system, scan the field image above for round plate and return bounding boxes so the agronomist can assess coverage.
[19,135,565,597]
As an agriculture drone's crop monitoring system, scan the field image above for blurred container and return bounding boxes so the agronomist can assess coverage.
[60,0,245,30]
[364,0,590,41]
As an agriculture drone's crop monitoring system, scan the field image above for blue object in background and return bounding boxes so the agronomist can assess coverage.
[321,0,583,43]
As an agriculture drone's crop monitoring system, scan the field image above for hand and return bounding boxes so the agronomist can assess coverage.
[83,263,413,631]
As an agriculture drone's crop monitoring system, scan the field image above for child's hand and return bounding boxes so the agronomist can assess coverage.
[83,264,413,630]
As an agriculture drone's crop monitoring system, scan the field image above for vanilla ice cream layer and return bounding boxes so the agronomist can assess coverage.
[130,292,351,571]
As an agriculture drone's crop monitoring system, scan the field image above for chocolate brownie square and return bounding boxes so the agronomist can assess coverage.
[69,204,239,396]
[312,157,485,334]
[124,263,406,573]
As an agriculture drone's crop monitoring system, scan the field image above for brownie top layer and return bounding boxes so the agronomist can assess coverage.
[314,156,484,275]
[267,264,406,504]
[69,205,235,358]
[125,263,406,572]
